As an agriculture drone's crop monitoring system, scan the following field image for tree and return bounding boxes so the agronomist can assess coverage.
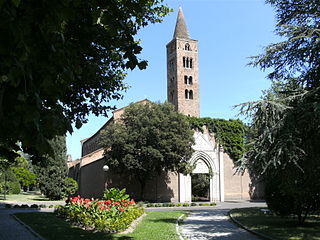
[100,102,195,199]
[0,0,170,162]
[35,135,68,200]
[237,0,320,224]
[12,167,37,192]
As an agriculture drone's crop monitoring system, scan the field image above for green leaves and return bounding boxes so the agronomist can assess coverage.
[0,0,170,162]
[100,101,194,198]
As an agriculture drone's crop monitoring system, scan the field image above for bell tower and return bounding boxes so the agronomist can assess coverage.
[166,7,200,117]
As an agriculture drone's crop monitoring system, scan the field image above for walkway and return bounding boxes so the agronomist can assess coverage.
[180,201,266,240]
[0,209,53,240]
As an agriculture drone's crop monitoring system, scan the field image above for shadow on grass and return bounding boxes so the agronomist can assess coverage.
[15,213,135,240]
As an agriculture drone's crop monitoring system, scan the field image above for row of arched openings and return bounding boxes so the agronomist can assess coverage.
[185,89,193,99]
[184,75,193,85]
[183,57,193,68]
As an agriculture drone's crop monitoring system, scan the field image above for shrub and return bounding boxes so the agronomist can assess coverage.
[56,195,144,233]
[168,203,175,207]
[21,204,29,208]
[146,203,154,208]
[183,203,190,207]
[5,204,12,208]
[30,204,39,209]
[210,202,216,206]
[199,203,210,206]
[7,181,21,194]
[103,188,129,202]
[63,177,78,197]
[191,203,197,206]
[176,203,182,207]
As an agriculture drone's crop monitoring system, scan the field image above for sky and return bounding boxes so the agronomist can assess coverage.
[66,0,281,160]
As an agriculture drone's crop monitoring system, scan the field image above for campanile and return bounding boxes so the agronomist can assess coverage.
[166,7,200,117]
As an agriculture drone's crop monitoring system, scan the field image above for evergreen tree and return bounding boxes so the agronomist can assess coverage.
[238,0,320,224]
[35,135,68,200]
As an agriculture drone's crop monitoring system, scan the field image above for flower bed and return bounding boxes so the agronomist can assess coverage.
[55,195,144,233]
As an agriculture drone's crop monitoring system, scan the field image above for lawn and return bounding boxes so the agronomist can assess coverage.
[230,208,320,240]
[0,191,64,205]
[15,211,187,240]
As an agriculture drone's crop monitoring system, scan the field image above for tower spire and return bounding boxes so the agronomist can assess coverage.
[173,7,190,40]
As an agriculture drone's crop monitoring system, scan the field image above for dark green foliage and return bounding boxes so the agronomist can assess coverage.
[0,0,170,163]
[63,177,78,197]
[100,102,194,199]
[191,174,210,200]
[35,136,68,200]
[0,168,21,194]
[7,181,21,194]
[187,117,245,161]
[237,0,320,224]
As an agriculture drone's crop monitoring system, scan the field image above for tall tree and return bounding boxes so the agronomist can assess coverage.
[35,135,68,200]
[238,0,320,224]
[0,0,170,162]
[100,102,195,199]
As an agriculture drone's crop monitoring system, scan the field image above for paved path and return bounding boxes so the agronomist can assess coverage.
[0,209,53,240]
[180,201,266,240]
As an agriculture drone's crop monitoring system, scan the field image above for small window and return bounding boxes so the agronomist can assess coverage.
[190,58,193,68]
[189,90,193,99]
[185,89,188,99]
[189,76,193,85]
[184,76,188,84]
[183,57,186,68]
[185,43,191,51]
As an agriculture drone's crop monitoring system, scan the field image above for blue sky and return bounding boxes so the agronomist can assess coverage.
[67,0,280,160]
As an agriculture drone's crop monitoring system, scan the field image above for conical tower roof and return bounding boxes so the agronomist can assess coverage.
[173,7,190,39]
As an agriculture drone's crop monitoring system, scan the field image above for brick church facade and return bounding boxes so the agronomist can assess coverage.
[68,8,255,202]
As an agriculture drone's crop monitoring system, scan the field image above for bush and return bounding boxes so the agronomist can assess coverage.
[183,203,190,207]
[210,202,216,206]
[103,188,129,202]
[56,195,144,232]
[7,181,21,194]
[63,177,78,197]
[146,203,154,208]
[176,203,182,207]
[191,203,197,206]
[30,204,39,209]
[21,204,29,208]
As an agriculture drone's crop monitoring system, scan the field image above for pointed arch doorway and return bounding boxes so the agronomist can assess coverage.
[179,151,219,202]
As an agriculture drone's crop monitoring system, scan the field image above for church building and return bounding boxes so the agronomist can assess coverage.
[68,8,252,202]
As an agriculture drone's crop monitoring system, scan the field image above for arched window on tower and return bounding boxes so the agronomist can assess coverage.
[189,76,193,85]
[184,76,188,84]
[183,57,186,68]
[190,58,193,68]
[186,57,190,68]
[189,90,193,99]
[185,43,190,51]
[185,89,189,99]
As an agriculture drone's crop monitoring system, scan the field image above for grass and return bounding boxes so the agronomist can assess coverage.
[0,191,64,204]
[230,207,320,240]
[15,211,187,240]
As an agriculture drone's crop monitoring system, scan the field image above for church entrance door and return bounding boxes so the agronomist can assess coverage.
[191,173,210,202]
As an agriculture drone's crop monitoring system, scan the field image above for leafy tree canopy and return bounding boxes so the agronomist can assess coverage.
[0,0,170,162]
[237,0,320,224]
[100,101,194,199]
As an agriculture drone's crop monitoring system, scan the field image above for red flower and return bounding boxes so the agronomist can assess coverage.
[104,200,112,205]
[119,207,124,212]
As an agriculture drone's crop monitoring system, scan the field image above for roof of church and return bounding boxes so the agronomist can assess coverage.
[173,7,190,40]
